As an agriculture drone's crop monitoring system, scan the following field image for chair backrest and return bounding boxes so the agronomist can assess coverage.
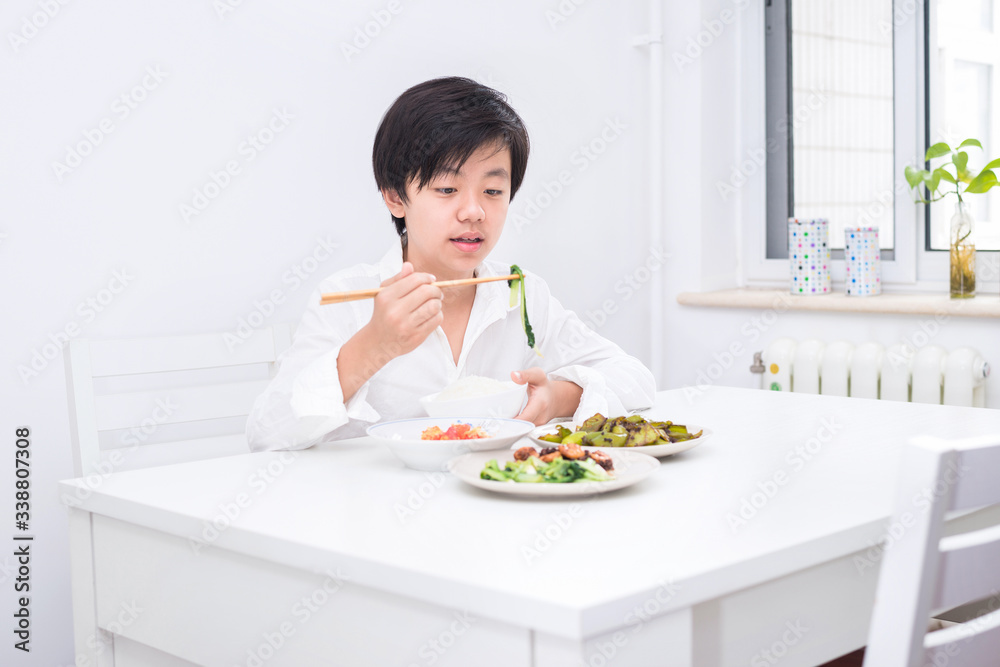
[864,433,1000,667]
[64,325,292,477]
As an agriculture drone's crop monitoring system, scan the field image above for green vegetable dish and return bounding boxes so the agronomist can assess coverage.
[539,413,703,448]
[480,444,615,484]
[508,264,541,356]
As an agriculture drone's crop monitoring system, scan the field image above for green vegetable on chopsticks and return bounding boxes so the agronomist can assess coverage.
[508,264,541,356]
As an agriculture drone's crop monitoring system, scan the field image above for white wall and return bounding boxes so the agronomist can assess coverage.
[1,1,657,663]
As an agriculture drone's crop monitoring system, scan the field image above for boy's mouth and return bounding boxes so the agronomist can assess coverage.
[450,234,484,252]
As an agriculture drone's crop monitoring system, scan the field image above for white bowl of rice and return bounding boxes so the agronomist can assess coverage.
[420,375,528,419]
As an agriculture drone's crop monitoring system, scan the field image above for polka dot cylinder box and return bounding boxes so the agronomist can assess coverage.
[844,227,881,296]
[788,218,830,295]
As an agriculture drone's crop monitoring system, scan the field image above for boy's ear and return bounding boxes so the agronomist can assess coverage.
[381,189,406,218]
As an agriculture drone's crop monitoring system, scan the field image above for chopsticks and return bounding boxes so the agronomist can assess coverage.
[320,274,520,305]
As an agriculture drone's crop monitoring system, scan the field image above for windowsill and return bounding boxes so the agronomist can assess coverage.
[677,288,1000,318]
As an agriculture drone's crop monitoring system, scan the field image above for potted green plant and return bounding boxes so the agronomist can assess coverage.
[904,139,1000,298]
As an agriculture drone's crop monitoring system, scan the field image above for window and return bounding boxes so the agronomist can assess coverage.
[929,0,1000,250]
[761,0,999,284]
[746,0,1000,287]
[766,0,900,260]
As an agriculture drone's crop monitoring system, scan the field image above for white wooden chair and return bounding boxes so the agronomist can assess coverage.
[64,325,292,476]
[863,433,1000,666]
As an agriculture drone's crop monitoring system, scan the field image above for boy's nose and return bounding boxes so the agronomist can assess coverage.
[458,194,485,222]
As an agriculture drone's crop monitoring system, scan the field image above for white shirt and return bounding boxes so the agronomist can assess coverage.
[246,246,656,451]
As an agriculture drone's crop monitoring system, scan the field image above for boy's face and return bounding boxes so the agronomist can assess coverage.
[383,143,511,279]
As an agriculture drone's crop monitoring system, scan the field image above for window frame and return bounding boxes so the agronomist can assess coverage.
[920,0,1000,286]
[745,0,924,287]
[926,0,1000,253]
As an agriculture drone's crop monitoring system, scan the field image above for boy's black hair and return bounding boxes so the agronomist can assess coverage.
[373,76,530,236]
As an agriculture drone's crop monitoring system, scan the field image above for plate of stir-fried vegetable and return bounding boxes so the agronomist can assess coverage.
[529,413,711,458]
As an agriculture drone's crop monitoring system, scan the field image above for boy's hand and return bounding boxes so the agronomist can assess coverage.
[511,368,583,426]
[365,262,443,358]
[338,262,442,402]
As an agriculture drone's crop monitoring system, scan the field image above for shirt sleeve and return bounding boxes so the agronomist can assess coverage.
[245,275,381,452]
[523,271,657,421]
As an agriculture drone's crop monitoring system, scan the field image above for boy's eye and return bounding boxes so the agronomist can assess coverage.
[437,188,456,194]
[485,189,504,196]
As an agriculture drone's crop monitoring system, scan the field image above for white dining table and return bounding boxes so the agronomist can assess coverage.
[60,386,1000,667]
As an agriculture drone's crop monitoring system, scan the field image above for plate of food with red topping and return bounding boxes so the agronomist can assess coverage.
[367,417,534,472]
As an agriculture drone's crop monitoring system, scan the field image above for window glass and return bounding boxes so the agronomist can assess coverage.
[930,0,1000,250]
[790,0,895,250]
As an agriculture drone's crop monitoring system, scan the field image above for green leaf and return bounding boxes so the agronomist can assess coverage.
[925,142,952,160]
[958,138,983,150]
[508,264,521,308]
[982,158,1000,171]
[904,165,925,189]
[937,168,957,184]
[509,264,536,351]
[507,264,522,288]
[927,169,942,194]
[965,169,998,194]
[954,151,969,173]
[520,278,534,349]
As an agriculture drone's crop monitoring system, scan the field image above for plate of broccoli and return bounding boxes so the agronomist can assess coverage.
[447,446,659,497]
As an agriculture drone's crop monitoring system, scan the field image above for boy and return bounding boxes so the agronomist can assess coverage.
[247,77,654,451]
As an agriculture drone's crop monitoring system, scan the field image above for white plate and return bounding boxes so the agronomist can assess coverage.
[528,421,711,458]
[368,417,535,472]
[447,449,660,498]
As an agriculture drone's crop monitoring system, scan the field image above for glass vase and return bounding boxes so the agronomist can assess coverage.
[950,201,975,298]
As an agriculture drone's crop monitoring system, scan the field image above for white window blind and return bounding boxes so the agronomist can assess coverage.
[790,0,895,250]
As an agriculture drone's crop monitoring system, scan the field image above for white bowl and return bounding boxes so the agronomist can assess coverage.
[419,382,527,419]
[367,417,535,472]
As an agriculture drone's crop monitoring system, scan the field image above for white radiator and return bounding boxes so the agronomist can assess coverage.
[753,338,990,408]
